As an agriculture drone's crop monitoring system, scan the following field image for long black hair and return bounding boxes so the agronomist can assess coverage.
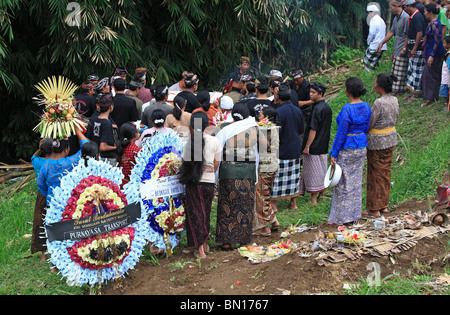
[172,94,187,121]
[179,111,209,185]
[196,90,211,111]
[81,141,99,167]
[116,122,137,163]
[40,138,53,157]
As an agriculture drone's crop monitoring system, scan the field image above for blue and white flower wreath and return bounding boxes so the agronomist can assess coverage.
[44,158,151,287]
[124,129,186,252]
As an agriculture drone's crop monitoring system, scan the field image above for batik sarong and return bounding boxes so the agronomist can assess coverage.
[366,147,394,211]
[216,178,255,245]
[184,183,215,248]
[253,172,277,231]
[421,56,443,101]
[31,191,47,254]
[328,148,366,225]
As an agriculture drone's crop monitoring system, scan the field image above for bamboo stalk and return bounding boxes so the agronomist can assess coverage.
[0,164,33,170]
[0,170,34,184]
[8,175,32,196]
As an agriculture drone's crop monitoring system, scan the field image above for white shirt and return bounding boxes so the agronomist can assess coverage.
[368,14,387,51]
[442,58,449,85]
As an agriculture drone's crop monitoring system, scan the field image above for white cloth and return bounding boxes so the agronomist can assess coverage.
[169,82,181,91]
[367,14,387,51]
[442,58,449,85]
[215,117,259,182]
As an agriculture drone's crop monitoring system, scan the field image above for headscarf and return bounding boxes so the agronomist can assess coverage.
[95,77,109,91]
[291,69,304,79]
[184,74,199,88]
[97,93,113,108]
[114,67,128,76]
[310,82,328,95]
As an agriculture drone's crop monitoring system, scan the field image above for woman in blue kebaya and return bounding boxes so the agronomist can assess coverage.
[328,77,372,226]
[37,126,90,208]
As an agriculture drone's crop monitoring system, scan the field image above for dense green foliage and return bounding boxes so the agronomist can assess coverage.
[0,0,377,161]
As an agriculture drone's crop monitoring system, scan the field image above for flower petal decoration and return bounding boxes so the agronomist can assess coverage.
[44,158,151,287]
[124,129,186,253]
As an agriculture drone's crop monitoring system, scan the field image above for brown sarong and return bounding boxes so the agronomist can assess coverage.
[253,172,277,231]
[366,147,395,211]
[31,191,47,254]
[216,178,255,245]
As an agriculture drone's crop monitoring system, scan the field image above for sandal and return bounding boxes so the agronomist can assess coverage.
[271,224,280,232]
[252,230,271,237]
[362,210,380,217]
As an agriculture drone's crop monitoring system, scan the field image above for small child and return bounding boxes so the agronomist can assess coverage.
[117,122,141,189]
[440,36,450,111]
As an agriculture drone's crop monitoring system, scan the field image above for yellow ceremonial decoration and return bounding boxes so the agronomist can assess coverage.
[32,76,87,139]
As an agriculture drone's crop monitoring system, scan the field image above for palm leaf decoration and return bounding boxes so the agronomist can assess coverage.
[34,76,78,106]
[33,76,86,140]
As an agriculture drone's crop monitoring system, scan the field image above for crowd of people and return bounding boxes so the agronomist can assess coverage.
[365,0,450,111]
[30,0,449,262]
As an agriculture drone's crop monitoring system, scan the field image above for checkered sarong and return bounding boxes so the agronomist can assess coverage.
[406,42,425,94]
[271,158,301,200]
[364,48,383,70]
[391,55,409,93]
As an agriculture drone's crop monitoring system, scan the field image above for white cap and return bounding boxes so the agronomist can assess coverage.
[220,96,234,110]
[367,3,380,12]
[269,70,282,78]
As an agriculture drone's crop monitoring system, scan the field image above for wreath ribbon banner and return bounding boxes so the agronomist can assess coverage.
[140,175,185,200]
[45,202,141,242]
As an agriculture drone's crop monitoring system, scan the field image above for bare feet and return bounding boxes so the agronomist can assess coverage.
[362,210,380,217]
[289,198,298,210]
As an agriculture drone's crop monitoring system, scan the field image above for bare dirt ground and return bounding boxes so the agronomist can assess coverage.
[102,199,450,296]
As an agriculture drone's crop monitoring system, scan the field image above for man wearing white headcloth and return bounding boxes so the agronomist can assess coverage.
[364,3,388,71]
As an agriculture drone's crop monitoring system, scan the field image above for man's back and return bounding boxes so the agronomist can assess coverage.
[111,93,138,129]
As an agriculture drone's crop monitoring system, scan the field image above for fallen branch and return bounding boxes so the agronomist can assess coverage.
[0,170,34,184]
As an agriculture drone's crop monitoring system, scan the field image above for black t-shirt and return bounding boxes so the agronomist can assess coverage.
[178,91,201,113]
[74,93,97,118]
[295,80,313,122]
[302,100,332,155]
[276,101,304,160]
[246,98,272,119]
[111,93,138,129]
[407,10,426,49]
[86,115,116,158]
[226,70,254,83]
